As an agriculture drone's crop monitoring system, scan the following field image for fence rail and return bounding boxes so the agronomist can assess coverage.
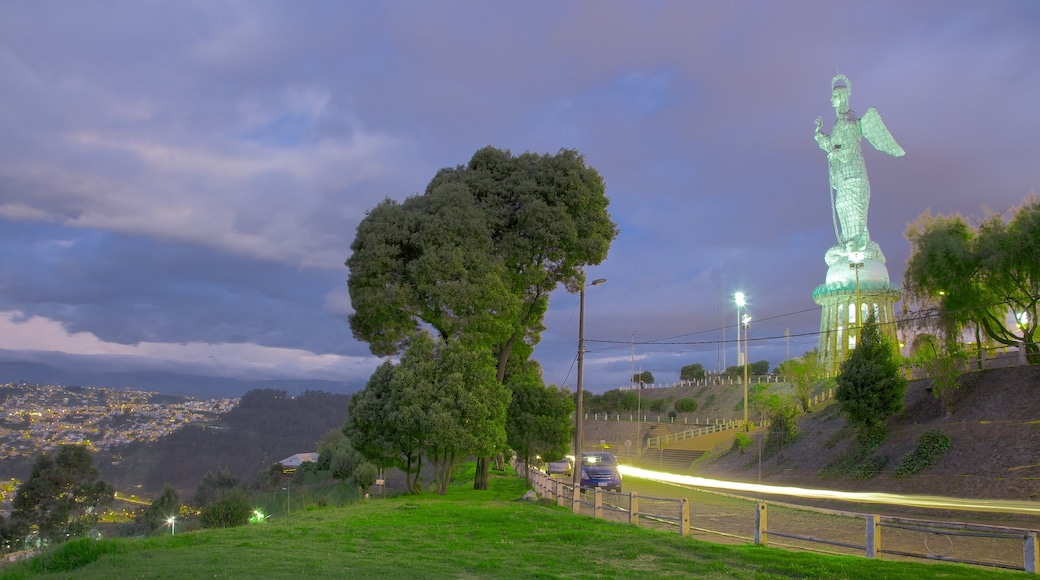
[755,503,1039,573]
[516,459,1039,574]
[519,461,691,536]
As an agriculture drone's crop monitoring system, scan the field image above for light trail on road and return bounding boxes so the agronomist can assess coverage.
[619,465,1040,516]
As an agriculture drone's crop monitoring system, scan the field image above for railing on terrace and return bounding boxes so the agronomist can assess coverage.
[646,420,741,448]
[618,375,784,391]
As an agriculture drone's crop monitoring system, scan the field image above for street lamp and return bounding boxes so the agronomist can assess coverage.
[742,312,752,429]
[734,292,746,428]
[167,516,176,536]
[735,292,745,369]
[574,277,607,491]
[849,251,865,347]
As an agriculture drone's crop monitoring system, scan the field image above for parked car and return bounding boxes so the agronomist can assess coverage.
[580,452,622,492]
[546,457,573,476]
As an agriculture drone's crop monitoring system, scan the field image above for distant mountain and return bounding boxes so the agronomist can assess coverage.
[0,359,361,398]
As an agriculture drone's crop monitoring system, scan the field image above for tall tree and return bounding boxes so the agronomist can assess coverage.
[347,147,617,489]
[836,313,907,429]
[679,363,705,381]
[344,361,425,492]
[904,195,1040,365]
[505,361,574,488]
[141,484,180,533]
[631,371,654,386]
[10,445,114,542]
[778,349,823,412]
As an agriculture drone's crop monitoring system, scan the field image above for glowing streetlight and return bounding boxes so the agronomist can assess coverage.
[573,277,607,491]
[167,516,176,536]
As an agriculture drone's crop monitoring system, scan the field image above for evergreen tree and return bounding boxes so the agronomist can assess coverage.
[836,312,907,428]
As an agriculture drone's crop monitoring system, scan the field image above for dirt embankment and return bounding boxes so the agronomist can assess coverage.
[693,365,1040,501]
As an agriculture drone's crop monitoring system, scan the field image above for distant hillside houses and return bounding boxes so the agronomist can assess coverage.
[278,452,319,473]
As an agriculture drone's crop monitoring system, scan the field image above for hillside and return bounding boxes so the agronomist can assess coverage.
[693,365,1040,501]
[96,389,351,498]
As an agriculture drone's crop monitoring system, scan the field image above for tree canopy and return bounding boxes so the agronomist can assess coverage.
[505,362,574,487]
[777,349,823,412]
[10,445,114,542]
[903,195,1040,364]
[679,363,706,381]
[632,371,654,386]
[345,331,508,494]
[347,146,618,378]
[346,146,617,489]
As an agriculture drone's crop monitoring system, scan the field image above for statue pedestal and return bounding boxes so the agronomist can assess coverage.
[813,242,900,375]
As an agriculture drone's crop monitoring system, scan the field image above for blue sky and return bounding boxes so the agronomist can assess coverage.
[1,1,1038,394]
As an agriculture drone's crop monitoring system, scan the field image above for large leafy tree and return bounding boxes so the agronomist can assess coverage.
[506,360,574,487]
[904,195,1040,365]
[836,313,907,429]
[679,363,706,381]
[345,331,508,495]
[344,361,425,492]
[347,147,617,489]
[631,371,654,385]
[10,445,114,542]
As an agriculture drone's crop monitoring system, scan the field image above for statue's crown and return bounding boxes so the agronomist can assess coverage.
[831,74,851,95]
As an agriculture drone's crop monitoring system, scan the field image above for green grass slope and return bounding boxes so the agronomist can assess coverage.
[1,466,1021,579]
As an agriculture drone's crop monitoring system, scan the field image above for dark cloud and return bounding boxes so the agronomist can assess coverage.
[0,1,1037,392]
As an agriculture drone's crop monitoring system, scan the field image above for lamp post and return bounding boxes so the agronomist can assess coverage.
[849,251,865,347]
[735,292,746,427]
[735,292,745,370]
[742,312,752,429]
[573,278,607,491]
[167,516,176,536]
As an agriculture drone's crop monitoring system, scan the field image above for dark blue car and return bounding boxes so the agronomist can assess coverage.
[580,452,622,492]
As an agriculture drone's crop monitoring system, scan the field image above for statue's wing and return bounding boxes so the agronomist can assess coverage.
[861,107,905,157]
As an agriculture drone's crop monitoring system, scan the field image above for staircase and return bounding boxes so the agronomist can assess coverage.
[633,448,704,473]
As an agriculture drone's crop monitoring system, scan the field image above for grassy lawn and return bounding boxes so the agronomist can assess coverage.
[1,465,1023,579]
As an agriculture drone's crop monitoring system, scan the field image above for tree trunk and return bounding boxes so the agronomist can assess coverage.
[473,456,490,490]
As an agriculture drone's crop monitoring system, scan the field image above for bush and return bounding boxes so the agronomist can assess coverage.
[199,488,252,528]
[733,432,753,454]
[27,538,122,574]
[673,397,698,413]
[648,398,669,413]
[352,462,379,490]
[894,430,950,477]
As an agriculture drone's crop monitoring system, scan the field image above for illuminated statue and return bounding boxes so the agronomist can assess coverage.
[812,74,904,375]
[814,74,904,257]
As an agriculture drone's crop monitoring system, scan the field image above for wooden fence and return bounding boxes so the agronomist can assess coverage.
[516,459,1039,574]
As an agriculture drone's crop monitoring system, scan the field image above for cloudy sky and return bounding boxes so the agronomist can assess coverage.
[1,2,1037,395]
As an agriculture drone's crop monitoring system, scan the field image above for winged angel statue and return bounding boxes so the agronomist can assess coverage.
[814,74,904,256]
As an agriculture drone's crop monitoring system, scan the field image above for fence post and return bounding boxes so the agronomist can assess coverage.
[593,488,603,520]
[755,503,768,545]
[865,515,882,559]
[1025,532,1038,574]
[556,480,565,507]
[572,484,581,513]
[679,498,690,537]
[629,492,639,525]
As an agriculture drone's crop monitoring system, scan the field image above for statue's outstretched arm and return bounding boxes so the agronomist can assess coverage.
[814,117,830,151]
[861,108,905,157]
